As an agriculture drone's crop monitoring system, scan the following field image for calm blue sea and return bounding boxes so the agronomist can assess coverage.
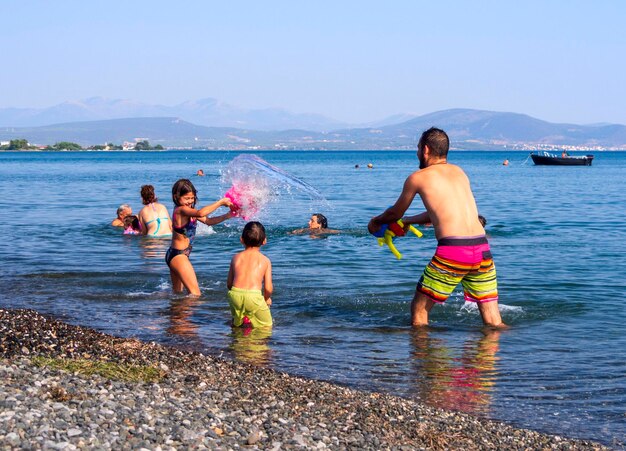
[0,150,624,447]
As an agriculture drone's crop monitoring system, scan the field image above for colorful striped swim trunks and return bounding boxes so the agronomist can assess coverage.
[417,236,498,304]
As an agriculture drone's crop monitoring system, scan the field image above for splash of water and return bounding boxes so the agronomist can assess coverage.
[221,154,325,220]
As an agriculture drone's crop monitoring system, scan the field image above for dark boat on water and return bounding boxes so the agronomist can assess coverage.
[530,151,594,166]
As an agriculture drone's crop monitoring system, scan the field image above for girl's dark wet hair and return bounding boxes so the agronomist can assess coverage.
[242,221,266,247]
[123,214,141,231]
[141,185,157,205]
[172,179,197,207]
[313,213,328,228]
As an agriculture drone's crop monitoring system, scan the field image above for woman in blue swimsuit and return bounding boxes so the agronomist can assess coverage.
[167,179,233,296]
[138,185,173,237]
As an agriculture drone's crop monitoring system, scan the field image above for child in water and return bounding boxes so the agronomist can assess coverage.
[166,178,233,296]
[227,222,273,328]
[123,215,141,235]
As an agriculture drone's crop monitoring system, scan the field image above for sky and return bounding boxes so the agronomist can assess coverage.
[2,0,625,125]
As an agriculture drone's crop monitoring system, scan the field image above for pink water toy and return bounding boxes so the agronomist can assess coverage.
[225,185,259,220]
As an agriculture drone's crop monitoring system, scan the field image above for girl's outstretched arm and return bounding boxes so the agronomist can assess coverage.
[199,211,233,226]
[177,198,233,219]
[197,197,233,217]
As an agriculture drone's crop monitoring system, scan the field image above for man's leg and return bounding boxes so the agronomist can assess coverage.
[477,301,505,328]
[411,289,435,326]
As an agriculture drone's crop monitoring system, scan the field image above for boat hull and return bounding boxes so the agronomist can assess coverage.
[531,154,594,166]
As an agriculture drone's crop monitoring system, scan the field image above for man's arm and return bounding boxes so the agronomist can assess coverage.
[402,211,431,226]
[368,174,420,233]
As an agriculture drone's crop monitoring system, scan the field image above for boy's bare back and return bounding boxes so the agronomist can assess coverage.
[228,248,271,291]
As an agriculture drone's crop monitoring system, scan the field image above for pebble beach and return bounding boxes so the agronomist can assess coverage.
[0,308,609,450]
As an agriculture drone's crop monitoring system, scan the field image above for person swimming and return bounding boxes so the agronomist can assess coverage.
[112,204,132,227]
[291,213,340,235]
[138,185,172,237]
[123,215,141,235]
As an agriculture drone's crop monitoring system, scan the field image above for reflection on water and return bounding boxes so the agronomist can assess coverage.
[166,297,201,339]
[228,327,273,366]
[409,328,501,415]
[139,237,170,267]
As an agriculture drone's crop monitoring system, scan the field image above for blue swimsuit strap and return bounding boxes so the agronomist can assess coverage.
[144,203,170,235]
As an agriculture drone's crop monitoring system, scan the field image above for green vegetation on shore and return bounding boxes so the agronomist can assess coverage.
[0,139,37,150]
[45,141,82,150]
[0,138,164,151]
[32,356,166,382]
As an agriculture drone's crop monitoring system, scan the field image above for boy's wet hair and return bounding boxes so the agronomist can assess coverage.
[242,221,266,247]
[172,179,197,207]
[418,127,449,157]
[313,213,328,228]
[141,184,157,205]
[478,215,487,227]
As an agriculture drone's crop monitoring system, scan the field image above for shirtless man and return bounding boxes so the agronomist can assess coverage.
[368,127,504,328]
[112,204,132,227]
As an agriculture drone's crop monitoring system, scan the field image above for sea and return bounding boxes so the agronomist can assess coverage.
[0,150,624,448]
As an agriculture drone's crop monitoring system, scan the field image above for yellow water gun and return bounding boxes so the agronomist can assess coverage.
[372,219,423,259]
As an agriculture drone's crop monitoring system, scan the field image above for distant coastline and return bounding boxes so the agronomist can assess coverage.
[3,148,624,154]
[2,108,626,151]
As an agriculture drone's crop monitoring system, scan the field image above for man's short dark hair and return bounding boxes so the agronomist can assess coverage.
[313,213,327,228]
[418,127,449,158]
[242,221,266,247]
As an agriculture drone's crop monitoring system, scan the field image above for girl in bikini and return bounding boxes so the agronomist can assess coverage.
[138,185,172,237]
[166,179,233,296]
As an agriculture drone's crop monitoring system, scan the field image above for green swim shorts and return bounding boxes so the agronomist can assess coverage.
[227,287,273,328]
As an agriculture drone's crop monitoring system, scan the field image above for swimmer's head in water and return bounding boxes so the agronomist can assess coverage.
[117,204,132,219]
[141,185,157,205]
[172,179,198,208]
[123,214,141,231]
[309,213,328,229]
[241,221,266,247]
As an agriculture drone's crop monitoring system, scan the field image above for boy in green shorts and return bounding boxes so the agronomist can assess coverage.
[227,222,274,328]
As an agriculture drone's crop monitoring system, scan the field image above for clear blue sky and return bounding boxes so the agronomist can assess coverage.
[2,0,625,124]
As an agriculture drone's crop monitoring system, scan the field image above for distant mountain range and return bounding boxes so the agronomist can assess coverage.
[0,97,353,132]
[1,100,625,150]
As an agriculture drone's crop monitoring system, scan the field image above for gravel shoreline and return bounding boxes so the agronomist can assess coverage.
[0,308,609,450]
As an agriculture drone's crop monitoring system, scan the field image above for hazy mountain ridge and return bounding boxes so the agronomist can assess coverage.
[1,108,625,150]
[0,97,350,132]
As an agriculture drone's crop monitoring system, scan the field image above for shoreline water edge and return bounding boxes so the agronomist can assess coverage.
[0,309,608,450]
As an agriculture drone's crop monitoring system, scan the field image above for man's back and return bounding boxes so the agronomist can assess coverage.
[409,163,483,239]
